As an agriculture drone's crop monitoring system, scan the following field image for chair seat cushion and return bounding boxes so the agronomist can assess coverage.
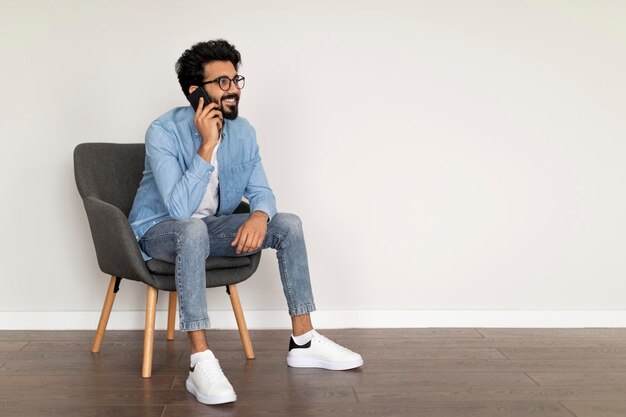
[146,256,251,275]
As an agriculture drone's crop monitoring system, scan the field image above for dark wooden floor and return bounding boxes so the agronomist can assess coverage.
[2,328,626,416]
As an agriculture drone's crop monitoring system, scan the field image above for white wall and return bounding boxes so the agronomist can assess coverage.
[1,0,625,329]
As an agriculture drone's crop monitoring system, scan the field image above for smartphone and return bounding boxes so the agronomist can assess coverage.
[187,87,220,112]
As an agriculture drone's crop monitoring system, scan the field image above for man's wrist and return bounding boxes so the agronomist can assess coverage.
[197,143,216,163]
[251,210,269,222]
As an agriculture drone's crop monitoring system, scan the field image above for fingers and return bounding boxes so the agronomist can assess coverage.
[243,230,258,253]
[195,99,222,121]
[236,230,250,254]
[251,231,263,252]
[199,105,223,122]
[195,97,204,117]
[194,99,223,144]
[232,222,266,254]
[239,228,261,254]
[242,229,265,253]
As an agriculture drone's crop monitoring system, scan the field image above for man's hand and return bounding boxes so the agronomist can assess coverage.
[194,97,223,161]
[231,211,269,254]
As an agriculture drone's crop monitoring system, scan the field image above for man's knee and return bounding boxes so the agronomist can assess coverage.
[175,218,209,249]
[271,213,303,235]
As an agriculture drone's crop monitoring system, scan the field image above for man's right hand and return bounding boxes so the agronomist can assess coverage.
[194,97,223,160]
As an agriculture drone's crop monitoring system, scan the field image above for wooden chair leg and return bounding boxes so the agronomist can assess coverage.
[91,275,118,353]
[227,284,255,359]
[166,291,177,341]
[142,286,158,378]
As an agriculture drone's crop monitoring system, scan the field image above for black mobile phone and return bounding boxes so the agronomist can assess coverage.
[187,87,219,112]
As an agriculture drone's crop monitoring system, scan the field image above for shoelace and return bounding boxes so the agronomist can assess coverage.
[199,357,228,382]
[313,332,355,354]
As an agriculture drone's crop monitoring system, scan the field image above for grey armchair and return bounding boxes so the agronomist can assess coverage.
[73,142,259,378]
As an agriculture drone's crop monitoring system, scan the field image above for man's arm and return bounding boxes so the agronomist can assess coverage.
[244,147,277,224]
[146,122,213,219]
[230,126,277,253]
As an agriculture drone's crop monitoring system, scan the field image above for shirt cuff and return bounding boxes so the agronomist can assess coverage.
[189,152,214,180]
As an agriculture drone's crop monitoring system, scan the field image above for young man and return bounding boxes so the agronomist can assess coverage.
[128,39,363,406]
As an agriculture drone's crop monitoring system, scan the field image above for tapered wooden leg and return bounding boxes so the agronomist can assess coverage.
[142,286,158,378]
[166,291,177,341]
[91,276,118,353]
[227,284,255,359]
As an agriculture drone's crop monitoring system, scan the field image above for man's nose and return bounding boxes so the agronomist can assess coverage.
[227,80,241,95]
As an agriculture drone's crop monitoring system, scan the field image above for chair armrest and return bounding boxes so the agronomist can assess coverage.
[82,196,154,285]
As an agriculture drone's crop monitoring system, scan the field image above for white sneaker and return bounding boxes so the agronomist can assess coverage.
[186,350,236,405]
[287,330,364,370]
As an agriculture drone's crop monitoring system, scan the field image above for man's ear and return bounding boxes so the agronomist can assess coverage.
[188,85,198,95]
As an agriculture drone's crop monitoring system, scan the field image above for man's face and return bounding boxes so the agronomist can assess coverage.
[194,60,241,120]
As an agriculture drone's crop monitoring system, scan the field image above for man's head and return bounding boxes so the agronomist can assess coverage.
[175,40,243,120]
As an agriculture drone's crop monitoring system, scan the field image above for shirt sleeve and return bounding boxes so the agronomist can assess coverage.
[145,121,214,219]
[244,126,278,223]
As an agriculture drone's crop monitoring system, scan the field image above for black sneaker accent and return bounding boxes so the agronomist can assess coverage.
[289,337,312,351]
[189,364,196,372]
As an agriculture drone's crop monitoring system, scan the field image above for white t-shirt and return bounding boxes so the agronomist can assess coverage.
[192,140,220,218]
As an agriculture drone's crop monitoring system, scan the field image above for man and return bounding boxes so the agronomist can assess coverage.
[128,39,363,406]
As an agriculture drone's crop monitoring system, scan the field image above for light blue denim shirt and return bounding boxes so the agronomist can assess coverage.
[128,106,277,260]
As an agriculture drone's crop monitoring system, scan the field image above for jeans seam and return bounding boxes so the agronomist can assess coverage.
[210,233,237,239]
[174,233,186,324]
[141,231,180,241]
[274,231,296,311]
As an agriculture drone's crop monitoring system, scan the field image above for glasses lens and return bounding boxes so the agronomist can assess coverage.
[236,76,245,89]
[218,77,230,91]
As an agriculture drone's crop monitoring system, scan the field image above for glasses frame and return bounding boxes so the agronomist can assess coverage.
[200,75,245,91]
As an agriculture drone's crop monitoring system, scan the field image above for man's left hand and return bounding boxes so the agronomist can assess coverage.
[231,211,268,254]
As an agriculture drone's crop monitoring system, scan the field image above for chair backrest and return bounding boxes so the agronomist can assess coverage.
[74,143,145,216]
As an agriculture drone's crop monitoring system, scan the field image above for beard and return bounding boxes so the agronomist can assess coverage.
[221,98,239,120]
[205,90,239,120]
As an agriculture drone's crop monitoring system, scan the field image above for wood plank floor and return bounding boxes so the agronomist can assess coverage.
[2,328,626,416]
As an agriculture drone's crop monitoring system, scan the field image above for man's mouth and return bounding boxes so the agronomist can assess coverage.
[223,97,238,106]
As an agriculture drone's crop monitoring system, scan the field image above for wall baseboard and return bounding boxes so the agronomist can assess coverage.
[2,310,626,330]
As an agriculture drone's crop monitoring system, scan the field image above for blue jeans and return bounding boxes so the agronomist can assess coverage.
[138,212,316,332]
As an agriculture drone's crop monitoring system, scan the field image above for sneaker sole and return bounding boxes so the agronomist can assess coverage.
[186,377,237,405]
[287,355,364,370]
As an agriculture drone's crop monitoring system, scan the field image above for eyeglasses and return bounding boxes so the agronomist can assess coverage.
[201,75,245,91]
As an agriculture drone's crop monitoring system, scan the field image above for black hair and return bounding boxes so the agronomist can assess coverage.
[175,39,241,97]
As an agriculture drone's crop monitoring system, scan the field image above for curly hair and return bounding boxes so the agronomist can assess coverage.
[175,39,242,97]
